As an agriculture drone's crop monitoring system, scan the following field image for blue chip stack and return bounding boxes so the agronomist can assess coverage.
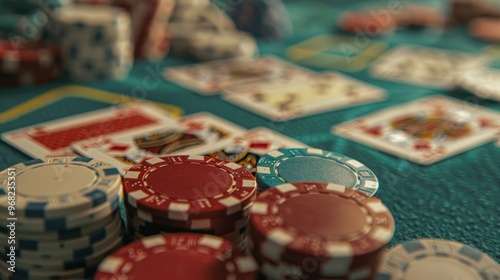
[52,4,134,81]
[0,157,124,279]
[229,0,293,40]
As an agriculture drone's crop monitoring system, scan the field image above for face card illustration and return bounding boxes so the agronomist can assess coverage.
[73,112,247,175]
[186,127,310,173]
[370,45,490,89]
[1,102,177,158]
[163,55,313,94]
[332,95,500,164]
[223,71,387,121]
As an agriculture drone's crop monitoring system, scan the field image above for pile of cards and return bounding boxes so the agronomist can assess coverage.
[1,102,308,175]
[164,55,387,121]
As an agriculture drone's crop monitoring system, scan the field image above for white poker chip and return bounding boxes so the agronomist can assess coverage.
[0,157,122,219]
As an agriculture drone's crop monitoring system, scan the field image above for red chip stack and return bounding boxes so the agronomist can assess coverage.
[94,233,258,280]
[0,41,59,87]
[113,0,175,61]
[248,182,395,280]
[122,155,258,251]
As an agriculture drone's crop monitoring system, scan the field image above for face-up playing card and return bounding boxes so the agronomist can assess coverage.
[455,67,500,101]
[370,45,490,89]
[163,55,313,95]
[169,127,309,174]
[1,102,177,158]
[332,95,500,164]
[72,112,247,175]
[223,71,387,121]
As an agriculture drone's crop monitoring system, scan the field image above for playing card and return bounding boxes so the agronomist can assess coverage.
[370,45,490,89]
[163,55,312,95]
[72,112,247,175]
[223,71,387,121]
[455,67,500,101]
[332,95,500,164]
[1,102,177,158]
[181,127,310,173]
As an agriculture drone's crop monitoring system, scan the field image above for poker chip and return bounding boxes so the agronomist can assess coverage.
[229,0,293,40]
[0,40,60,87]
[2,211,121,252]
[377,239,500,279]
[114,0,175,60]
[123,155,257,220]
[0,157,124,279]
[469,17,500,43]
[126,201,252,230]
[53,4,134,81]
[187,31,258,61]
[248,182,395,279]
[256,148,379,195]
[338,11,397,35]
[5,237,122,271]
[0,210,119,241]
[0,157,122,219]
[94,233,258,280]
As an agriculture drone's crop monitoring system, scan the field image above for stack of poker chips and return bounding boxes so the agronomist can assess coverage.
[113,0,175,61]
[229,0,293,40]
[94,234,258,279]
[168,0,258,61]
[248,182,395,280]
[123,155,258,251]
[0,41,60,87]
[0,157,124,280]
[52,4,134,81]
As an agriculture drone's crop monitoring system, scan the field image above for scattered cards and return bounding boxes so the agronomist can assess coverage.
[223,71,387,121]
[1,102,176,158]
[71,112,246,175]
[370,45,489,89]
[455,67,500,102]
[332,95,500,165]
[163,55,312,95]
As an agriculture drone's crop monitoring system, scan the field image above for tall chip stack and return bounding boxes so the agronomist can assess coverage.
[0,157,124,279]
[0,41,60,87]
[113,0,175,61]
[52,4,134,81]
[169,0,258,61]
[248,182,395,280]
[123,155,257,251]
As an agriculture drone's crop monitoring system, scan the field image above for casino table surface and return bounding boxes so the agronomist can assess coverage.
[0,0,499,263]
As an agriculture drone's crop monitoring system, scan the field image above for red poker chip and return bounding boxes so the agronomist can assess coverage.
[0,64,59,87]
[127,211,249,239]
[94,233,258,280]
[0,41,59,74]
[123,155,257,220]
[248,182,395,279]
[125,202,251,231]
[338,11,396,35]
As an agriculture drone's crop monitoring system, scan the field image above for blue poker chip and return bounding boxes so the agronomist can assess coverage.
[0,157,122,219]
[10,194,120,232]
[256,148,379,196]
[1,211,122,260]
[0,209,119,241]
[376,239,500,279]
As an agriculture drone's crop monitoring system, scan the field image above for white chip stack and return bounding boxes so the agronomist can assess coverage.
[53,4,133,81]
[169,0,258,61]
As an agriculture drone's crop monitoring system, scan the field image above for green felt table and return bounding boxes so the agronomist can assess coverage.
[0,0,499,264]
